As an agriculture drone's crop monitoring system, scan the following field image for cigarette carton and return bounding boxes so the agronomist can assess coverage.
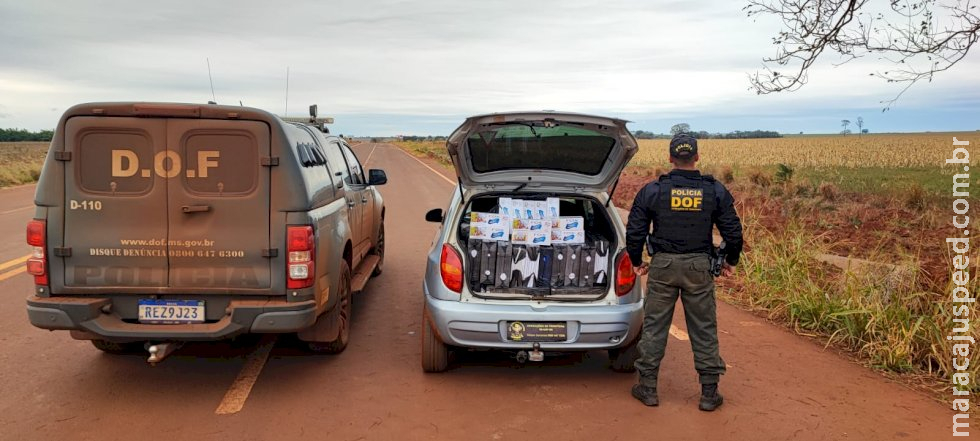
[470,225,510,241]
[512,218,551,231]
[546,197,560,218]
[550,230,585,244]
[470,212,509,226]
[551,216,584,231]
[512,229,552,246]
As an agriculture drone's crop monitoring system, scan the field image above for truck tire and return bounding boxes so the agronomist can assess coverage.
[421,311,449,373]
[608,340,639,373]
[91,339,143,355]
[307,261,352,354]
[371,223,385,277]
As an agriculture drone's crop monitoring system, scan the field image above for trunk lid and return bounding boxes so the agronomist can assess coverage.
[446,112,637,193]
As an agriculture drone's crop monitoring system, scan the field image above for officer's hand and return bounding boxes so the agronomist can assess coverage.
[634,263,649,276]
[720,263,735,277]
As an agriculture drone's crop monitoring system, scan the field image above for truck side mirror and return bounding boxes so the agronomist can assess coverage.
[425,208,444,223]
[368,169,388,186]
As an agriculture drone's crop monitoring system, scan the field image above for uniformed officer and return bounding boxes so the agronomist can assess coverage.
[626,133,743,411]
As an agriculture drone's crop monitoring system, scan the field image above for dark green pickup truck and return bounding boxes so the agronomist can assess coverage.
[25,102,386,362]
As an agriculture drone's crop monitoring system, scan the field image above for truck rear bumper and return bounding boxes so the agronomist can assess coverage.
[26,295,316,341]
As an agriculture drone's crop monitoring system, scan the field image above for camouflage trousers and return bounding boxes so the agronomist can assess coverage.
[634,252,726,387]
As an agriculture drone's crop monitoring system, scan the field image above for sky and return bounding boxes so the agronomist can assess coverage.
[1,0,978,136]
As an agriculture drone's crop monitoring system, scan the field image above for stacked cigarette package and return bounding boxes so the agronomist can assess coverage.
[466,196,610,294]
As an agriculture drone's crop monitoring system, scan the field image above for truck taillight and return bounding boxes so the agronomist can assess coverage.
[440,244,464,293]
[615,251,636,297]
[287,226,314,289]
[26,220,48,286]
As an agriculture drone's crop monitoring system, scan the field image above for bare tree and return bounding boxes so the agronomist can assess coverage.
[746,0,980,108]
[857,116,865,134]
[842,119,852,134]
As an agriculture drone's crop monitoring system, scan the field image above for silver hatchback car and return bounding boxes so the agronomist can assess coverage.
[421,112,643,372]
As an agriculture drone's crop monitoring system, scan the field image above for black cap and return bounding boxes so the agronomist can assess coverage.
[669,133,698,159]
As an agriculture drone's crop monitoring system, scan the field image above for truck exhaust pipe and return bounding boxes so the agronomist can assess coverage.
[146,342,183,364]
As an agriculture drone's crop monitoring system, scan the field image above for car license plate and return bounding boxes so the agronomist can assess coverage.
[507,321,567,342]
[138,299,205,324]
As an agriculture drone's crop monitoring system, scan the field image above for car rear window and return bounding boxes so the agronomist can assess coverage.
[77,131,154,194]
[466,124,615,175]
[181,132,258,195]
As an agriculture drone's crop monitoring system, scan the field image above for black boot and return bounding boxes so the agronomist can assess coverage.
[699,383,723,411]
[631,384,659,406]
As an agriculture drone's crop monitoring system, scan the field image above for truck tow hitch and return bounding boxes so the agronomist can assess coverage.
[146,342,183,365]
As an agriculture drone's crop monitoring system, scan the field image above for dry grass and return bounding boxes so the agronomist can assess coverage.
[0,142,48,187]
[633,132,980,169]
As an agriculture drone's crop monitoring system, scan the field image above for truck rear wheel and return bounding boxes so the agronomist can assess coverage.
[421,311,449,373]
[307,261,352,354]
[371,223,385,277]
[91,339,143,355]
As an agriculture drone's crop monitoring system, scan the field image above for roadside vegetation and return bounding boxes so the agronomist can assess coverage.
[0,142,48,187]
[395,133,980,394]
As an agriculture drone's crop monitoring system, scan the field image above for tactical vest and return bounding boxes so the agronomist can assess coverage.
[648,173,717,255]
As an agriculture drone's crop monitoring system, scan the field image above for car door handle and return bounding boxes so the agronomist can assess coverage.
[181,204,211,213]
[360,197,368,203]
[347,199,356,208]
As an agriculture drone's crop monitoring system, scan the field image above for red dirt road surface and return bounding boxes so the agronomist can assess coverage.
[0,144,951,440]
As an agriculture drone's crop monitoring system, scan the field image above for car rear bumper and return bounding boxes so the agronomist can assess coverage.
[26,295,316,342]
[424,296,643,350]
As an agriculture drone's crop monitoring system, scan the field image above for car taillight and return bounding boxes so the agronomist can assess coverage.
[615,251,636,296]
[440,244,464,293]
[26,220,48,286]
[287,226,314,289]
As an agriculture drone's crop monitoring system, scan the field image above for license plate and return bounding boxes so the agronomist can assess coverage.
[507,321,567,342]
[138,299,205,324]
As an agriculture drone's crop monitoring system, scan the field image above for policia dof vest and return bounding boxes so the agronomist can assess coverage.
[647,172,718,256]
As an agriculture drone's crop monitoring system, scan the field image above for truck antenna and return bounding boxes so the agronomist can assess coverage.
[206,58,217,104]
[284,66,290,117]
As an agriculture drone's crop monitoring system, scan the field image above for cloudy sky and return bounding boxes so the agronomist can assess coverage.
[1,0,978,136]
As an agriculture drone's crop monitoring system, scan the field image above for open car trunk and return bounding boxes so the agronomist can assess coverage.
[456,193,616,301]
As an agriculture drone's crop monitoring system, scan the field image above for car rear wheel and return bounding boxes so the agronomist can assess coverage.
[608,340,639,373]
[421,310,449,373]
[307,261,352,354]
[91,339,143,354]
[371,223,385,277]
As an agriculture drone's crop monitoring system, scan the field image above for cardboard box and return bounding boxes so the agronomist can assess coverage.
[550,229,585,244]
[512,229,552,246]
[546,197,560,218]
[521,200,534,220]
[512,218,550,231]
[532,201,548,219]
[470,212,509,227]
[551,216,584,231]
[470,225,510,241]
[498,197,515,218]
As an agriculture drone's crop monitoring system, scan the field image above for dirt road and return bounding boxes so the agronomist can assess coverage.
[0,144,951,440]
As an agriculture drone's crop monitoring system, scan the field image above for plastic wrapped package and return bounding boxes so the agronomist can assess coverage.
[478,241,497,287]
[494,242,512,289]
[579,244,596,287]
[593,240,610,285]
[563,244,583,287]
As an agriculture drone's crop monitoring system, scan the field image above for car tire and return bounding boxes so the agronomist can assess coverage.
[307,260,353,354]
[421,310,449,373]
[609,340,639,373]
[371,223,385,277]
[91,339,143,354]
